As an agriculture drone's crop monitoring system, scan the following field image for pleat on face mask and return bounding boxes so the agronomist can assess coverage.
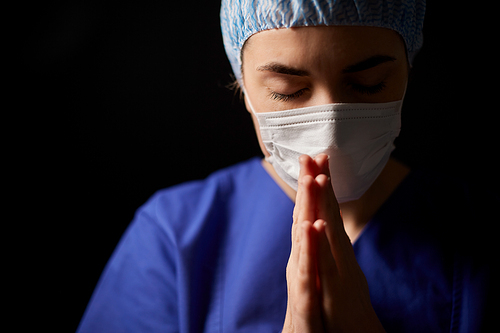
[248,97,403,203]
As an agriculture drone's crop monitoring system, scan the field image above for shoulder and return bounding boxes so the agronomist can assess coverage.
[411,168,498,238]
[146,157,263,210]
[367,165,496,276]
[359,167,495,332]
[132,157,266,235]
[386,166,495,286]
[389,166,498,221]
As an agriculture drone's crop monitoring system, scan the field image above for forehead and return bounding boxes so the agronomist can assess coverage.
[242,26,406,72]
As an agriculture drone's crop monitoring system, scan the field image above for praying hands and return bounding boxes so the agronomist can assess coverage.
[283,154,386,333]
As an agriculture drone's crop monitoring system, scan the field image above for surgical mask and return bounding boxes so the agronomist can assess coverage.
[247,97,403,203]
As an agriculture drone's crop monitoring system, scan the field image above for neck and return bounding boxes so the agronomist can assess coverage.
[261,157,410,243]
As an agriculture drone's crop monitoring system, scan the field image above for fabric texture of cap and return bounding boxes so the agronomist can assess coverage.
[220,0,426,84]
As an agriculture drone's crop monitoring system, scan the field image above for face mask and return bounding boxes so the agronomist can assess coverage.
[247,98,403,203]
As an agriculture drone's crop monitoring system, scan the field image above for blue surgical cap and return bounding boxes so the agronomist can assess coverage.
[220,0,426,84]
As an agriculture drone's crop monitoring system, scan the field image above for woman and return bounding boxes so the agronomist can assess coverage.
[77,1,490,332]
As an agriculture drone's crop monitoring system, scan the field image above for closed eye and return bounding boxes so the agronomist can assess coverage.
[269,88,307,102]
[350,81,387,95]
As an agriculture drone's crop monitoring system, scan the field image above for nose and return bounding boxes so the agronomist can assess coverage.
[310,84,347,105]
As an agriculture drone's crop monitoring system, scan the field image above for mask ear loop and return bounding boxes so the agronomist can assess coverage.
[242,85,260,117]
[242,85,276,165]
[402,81,408,101]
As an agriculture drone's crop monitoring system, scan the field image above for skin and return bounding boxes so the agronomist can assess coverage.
[242,26,410,241]
[241,26,411,332]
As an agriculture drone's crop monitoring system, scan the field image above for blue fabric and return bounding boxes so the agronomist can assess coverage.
[77,157,490,332]
[220,0,426,84]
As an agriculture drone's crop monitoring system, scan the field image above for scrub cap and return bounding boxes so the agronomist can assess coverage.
[220,0,426,84]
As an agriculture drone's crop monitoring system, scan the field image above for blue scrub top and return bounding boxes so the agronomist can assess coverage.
[77,157,491,332]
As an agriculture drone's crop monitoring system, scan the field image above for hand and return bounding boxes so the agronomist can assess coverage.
[283,154,385,333]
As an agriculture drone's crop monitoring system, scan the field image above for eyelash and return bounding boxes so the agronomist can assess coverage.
[269,89,307,102]
[350,81,387,95]
[269,81,387,102]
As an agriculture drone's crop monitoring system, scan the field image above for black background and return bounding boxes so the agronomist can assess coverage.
[20,1,496,331]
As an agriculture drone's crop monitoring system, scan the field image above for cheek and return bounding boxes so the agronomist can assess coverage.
[364,67,408,103]
[393,60,410,95]
[390,69,409,101]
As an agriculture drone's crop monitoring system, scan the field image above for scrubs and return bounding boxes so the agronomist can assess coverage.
[77,157,491,332]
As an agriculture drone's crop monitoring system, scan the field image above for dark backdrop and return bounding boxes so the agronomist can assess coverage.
[20,1,496,331]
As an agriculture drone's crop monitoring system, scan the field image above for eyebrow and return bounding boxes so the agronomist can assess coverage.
[256,54,397,77]
[256,63,309,76]
[342,55,396,73]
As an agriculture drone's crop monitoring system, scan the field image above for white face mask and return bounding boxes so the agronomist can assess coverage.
[248,98,403,203]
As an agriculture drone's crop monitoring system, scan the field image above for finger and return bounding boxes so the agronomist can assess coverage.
[299,154,318,178]
[292,174,316,255]
[296,221,317,295]
[293,155,319,247]
[313,219,339,331]
[293,155,316,227]
[313,153,330,177]
[313,156,337,227]
[315,173,356,270]
[312,219,338,277]
[289,207,303,277]
[284,219,300,333]
[293,221,324,331]
[297,174,317,226]
[293,155,317,219]
[315,173,341,231]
